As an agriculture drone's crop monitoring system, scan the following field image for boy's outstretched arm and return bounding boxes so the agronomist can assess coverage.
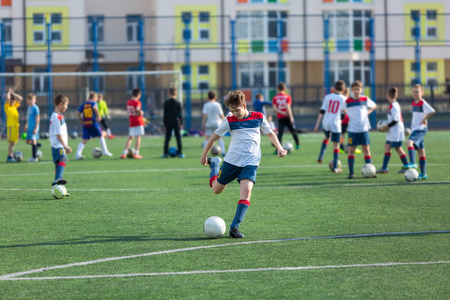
[267,132,287,157]
[200,133,221,165]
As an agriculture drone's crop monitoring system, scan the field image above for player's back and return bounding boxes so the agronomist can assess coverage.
[127,99,144,127]
[203,101,223,127]
[321,93,346,132]
[78,101,98,127]
[272,93,291,119]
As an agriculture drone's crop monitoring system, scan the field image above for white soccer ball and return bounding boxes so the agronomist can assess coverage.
[36,150,43,161]
[361,163,376,178]
[203,216,226,238]
[51,184,67,199]
[13,151,23,162]
[404,127,412,137]
[283,142,293,154]
[328,159,342,172]
[377,120,388,132]
[405,169,419,182]
[210,145,220,156]
[92,147,102,158]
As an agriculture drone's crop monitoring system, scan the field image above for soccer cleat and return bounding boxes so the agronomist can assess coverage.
[418,173,428,180]
[108,134,115,139]
[6,157,17,163]
[161,154,168,158]
[52,178,67,186]
[333,168,343,173]
[348,174,355,179]
[355,148,362,154]
[27,157,38,162]
[229,227,244,238]
[74,155,85,160]
[208,156,222,167]
[295,144,300,150]
[133,154,143,159]
[398,169,406,174]
[104,152,113,157]
[177,153,185,158]
[119,154,127,159]
[402,163,417,169]
[376,168,388,174]
[37,143,42,148]
[273,150,278,155]
[317,159,322,164]
[65,192,70,197]
[222,153,226,157]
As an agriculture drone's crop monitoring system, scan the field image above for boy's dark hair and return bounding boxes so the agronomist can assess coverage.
[169,87,177,96]
[351,80,363,89]
[277,82,286,91]
[54,94,69,106]
[27,93,36,100]
[387,87,398,99]
[255,93,263,100]
[334,80,346,92]
[413,83,423,91]
[208,90,216,100]
[89,91,97,100]
[132,88,142,97]
[224,90,246,108]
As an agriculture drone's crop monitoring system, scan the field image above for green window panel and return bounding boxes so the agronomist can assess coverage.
[252,40,264,53]
[354,39,363,51]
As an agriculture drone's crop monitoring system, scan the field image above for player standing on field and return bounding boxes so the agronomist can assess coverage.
[24,93,41,162]
[342,80,377,179]
[120,88,145,159]
[202,90,226,156]
[5,89,23,163]
[272,82,300,151]
[201,90,287,238]
[376,87,409,174]
[314,80,347,172]
[97,93,115,139]
[403,84,435,180]
[49,94,72,193]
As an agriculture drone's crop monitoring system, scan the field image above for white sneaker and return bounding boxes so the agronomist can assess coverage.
[74,155,85,160]
[104,152,113,157]
[27,157,38,162]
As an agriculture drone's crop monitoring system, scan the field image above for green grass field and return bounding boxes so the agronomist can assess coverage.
[1,130,449,299]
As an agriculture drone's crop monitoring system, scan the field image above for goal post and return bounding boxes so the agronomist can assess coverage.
[0,70,182,135]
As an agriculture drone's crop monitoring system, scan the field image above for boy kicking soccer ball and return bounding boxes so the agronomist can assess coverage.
[49,94,72,193]
[403,84,435,180]
[377,87,409,174]
[200,90,287,238]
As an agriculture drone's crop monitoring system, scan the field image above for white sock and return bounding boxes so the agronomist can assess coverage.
[76,143,85,156]
[219,139,226,154]
[99,137,109,153]
[122,149,128,155]
[135,150,139,155]
[107,128,112,136]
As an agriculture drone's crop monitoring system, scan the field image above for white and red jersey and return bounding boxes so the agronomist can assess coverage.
[320,93,347,133]
[342,96,376,133]
[127,99,145,127]
[49,111,68,149]
[411,99,435,132]
[215,111,272,167]
[272,93,291,119]
[386,101,404,142]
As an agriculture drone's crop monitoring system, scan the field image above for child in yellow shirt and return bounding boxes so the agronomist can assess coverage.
[5,89,23,162]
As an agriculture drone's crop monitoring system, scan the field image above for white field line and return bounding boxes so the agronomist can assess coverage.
[1,180,450,192]
[1,261,448,281]
[1,163,450,177]
[0,230,448,281]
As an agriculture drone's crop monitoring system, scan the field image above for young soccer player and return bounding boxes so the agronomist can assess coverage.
[162,87,184,158]
[75,91,113,159]
[342,80,377,179]
[272,82,300,151]
[376,87,409,174]
[5,89,23,162]
[98,93,115,139]
[253,93,272,116]
[314,80,347,172]
[201,90,287,238]
[202,90,225,156]
[403,84,435,179]
[49,94,72,190]
[120,88,145,159]
[24,93,41,162]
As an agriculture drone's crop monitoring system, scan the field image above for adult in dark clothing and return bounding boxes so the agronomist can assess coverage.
[162,87,184,158]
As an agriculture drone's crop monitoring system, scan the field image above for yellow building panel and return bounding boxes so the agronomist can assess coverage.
[404,3,445,46]
[403,59,444,94]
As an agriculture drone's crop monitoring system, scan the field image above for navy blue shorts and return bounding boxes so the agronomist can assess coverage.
[386,141,403,148]
[217,161,258,185]
[409,129,427,149]
[52,147,67,164]
[348,131,370,146]
[82,124,102,140]
[323,130,341,143]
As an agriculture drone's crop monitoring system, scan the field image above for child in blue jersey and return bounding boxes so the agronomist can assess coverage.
[201,90,287,238]
[75,91,112,159]
[403,84,435,180]
[49,94,72,189]
[24,93,41,162]
[253,93,272,116]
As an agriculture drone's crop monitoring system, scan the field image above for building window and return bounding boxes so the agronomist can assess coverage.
[328,60,371,87]
[33,14,45,25]
[199,12,209,23]
[426,62,437,72]
[87,15,104,43]
[32,12,64,44]
[33,68,49,95]
[127,15,142,43]
[198,65,209,75]
[198,81,209,90]
[51,13,62,24]
[239,61,287,88]
[51,30,62,43]
[426,10,437,20]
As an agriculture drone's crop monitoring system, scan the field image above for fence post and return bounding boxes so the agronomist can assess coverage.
[46,21,53,130]
[92,20,99,93]
[323,15,330,95]
[139,17,147,112]
[0,22,5,130]
[369,17,376,128]
[413,12,421,84]
[230,19,237,90]
[277,18,285,83]
[183,13,192,131]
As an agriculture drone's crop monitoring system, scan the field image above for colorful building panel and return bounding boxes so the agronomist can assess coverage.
[404,3,445,46]
[404,59,445,93]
